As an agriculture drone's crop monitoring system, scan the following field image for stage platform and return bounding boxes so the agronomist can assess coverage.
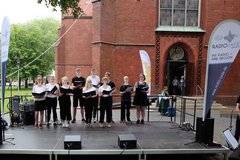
[0,121,229,160]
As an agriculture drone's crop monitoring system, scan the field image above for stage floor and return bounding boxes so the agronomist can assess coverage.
[0,121,229,160]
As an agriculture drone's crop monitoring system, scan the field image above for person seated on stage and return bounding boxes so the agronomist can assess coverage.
[32,75,46,129]
[234,96,240,141]
[59,76,73,128]
[82,79,97,128]
[133,73,149,125]
[98,76,113,128]
[158,87,170,115]
[120,76,133,123]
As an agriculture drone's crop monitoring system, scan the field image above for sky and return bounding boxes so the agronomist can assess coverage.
[0,0,61,30]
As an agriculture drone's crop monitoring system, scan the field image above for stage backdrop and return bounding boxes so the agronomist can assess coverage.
[203,19,240,121]
[1,16,11,113]
[139,50,151,94]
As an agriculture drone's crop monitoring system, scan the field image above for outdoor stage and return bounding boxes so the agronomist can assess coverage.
[0,121,229,160]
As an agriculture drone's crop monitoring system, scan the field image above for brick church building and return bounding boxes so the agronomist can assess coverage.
[55,0,240,105]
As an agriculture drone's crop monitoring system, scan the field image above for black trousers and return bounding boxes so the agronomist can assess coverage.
[92,96,98,119]
[46,97,58,122]
[99,97,112,123]
[59,95,71,121]
[234,115,240,141]
[121,101,131,121]
[85,98,94,124]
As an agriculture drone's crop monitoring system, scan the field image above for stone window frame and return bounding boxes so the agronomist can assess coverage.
[158,0,201,27]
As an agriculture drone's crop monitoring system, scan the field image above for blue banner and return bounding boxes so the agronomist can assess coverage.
[203,20,240,120]
[1,17,11,113]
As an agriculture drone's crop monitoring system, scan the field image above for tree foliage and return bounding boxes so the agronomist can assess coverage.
[8,18,60,81]
[38,0,82,18]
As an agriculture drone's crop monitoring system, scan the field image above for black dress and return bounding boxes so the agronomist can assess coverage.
[133,82,149,106]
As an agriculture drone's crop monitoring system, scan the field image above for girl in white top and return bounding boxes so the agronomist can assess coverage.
[45,76,59,127]
[59,76,73,128]
[98,76,112,128]
[32,75,46,128]
[82,79,97,127]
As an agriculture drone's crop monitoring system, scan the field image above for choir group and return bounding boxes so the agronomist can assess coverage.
[32,68,149,129]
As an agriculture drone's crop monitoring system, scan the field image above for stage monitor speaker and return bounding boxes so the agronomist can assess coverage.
[118,134,137,149]
[195,117,214,144]
[64,135,81,150]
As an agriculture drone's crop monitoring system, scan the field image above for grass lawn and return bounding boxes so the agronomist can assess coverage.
[2,86,33,113]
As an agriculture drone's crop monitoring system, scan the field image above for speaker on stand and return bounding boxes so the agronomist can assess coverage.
[195,117,220,146]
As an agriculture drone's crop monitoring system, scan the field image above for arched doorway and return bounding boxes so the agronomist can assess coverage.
[167,45,189,95]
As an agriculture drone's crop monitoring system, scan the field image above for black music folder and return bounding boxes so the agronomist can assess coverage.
[102,89,114,95]
[32,91,46,97]
[74,81,84,87]
[60,87,74,94]
[48,86,58,94]
[82,91,96,97]
[136,86,149,92]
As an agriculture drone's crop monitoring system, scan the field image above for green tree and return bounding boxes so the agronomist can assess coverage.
[8,18,60,87]
[38,0,82,18]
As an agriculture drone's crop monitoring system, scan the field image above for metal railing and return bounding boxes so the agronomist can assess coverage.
[195,85,203,97]
[1,93,198,130]
[176,96,197,131]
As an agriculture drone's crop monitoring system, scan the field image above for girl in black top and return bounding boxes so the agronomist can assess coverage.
[133,73,149,124]
[105,72,116,123]
[120,76,133,122]
[82,79,97,127]
[234,96,240,141]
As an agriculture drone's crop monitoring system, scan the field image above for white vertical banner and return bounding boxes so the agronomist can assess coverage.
[1,16,11,114]
[139,50,151,94]
[203,19,240,121]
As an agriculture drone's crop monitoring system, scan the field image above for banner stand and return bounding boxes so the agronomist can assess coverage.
[0,108,2,145]
[1,16,14,145]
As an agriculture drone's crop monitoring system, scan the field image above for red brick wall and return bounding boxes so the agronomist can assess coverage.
[200,0,240,104]
[91,0,157,92]
[55,0,93,81]
[56,0,240,105]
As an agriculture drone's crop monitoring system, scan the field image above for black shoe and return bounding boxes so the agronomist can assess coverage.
[136,120,140,124]
[141,119,144,124]
[71,119,76,123]
[46,122,50,127]
[82,119,86,122]
[53,122,57,127]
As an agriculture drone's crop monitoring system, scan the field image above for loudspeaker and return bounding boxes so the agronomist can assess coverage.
[229,146,240,160]
[22,111,35,125]
[118,134,137,149]
[64,135,81,149]
[196,117,204,142]
[195,117,214,144]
